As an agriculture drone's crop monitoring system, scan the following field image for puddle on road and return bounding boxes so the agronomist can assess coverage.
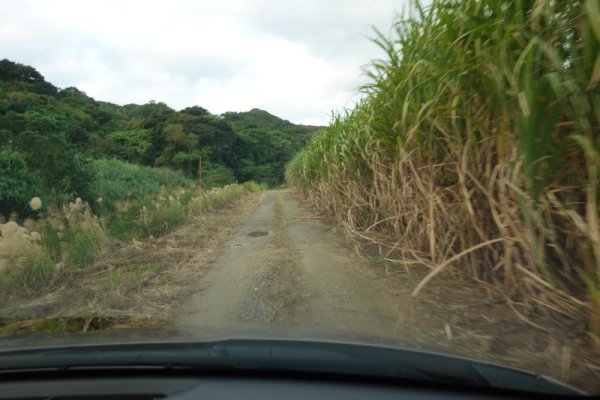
[247,231,269,237]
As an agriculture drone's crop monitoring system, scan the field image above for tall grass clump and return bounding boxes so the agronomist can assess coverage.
[58,198,107,268]
[0,220,54,296]
[286,0,600,333]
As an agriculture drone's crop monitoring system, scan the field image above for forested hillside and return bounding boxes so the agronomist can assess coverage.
[0,59,320,218]
[222,109,319,185]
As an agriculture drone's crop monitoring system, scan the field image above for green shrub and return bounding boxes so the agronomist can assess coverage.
[0,150,44,219]
[88,158,193,212]
[203,164,236,188]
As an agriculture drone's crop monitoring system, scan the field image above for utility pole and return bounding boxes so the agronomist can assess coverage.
[198,155,202,191]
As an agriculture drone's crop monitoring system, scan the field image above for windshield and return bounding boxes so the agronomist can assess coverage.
[0,0,599,395]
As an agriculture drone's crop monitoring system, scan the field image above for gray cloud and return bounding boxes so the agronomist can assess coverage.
[237,1,402,58]
[0,0,409,124]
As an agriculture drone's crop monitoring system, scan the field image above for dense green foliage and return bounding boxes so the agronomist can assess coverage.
[88,159,190,212]
[222,109,320,186]
[0,60,320,218]
[287,0,600,330]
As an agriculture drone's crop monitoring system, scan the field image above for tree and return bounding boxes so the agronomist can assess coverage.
[202,163,236,188]
[0,150,43,218]
[181,105,210,117]
[106,129,152,164]
[156,124,199,175]
[0,59,57,95]
[0,59,45,83]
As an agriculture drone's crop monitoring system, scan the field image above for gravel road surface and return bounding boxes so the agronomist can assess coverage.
[173,190,406,341]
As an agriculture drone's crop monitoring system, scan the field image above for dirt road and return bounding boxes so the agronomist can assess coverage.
[170,190,600,391]
[2,188,595,390]
[173,190,406,341]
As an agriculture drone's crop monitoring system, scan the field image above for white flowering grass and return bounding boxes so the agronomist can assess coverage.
[60,197,107,268]
[29,197,42,212]
[0,220,54,294]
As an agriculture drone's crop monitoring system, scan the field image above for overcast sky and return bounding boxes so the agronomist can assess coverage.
[0,0,409,125]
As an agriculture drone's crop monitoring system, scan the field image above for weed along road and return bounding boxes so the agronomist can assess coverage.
[173,190,405,340]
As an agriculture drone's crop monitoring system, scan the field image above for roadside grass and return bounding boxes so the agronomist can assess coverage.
[0,250,54,296]
[0,187,263,335]
[286,0,600,333]
[0,221,55,296]
[95,263,163,310]
[0,182,265,309]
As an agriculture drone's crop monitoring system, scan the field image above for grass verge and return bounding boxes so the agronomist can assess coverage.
[0,183,265,317]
